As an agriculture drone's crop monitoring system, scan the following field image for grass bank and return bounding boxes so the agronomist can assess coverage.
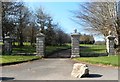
[0,56,41,65]
[1,42,71,65]
[75,44,119,66]
[73,55,119,66]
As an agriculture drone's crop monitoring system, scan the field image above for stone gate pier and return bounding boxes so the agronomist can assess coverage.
[71,29,80,58]
[36,32,45,57]
[106,31,116,55]
[3,34,12,55]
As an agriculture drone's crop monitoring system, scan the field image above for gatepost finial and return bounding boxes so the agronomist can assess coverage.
[74,28,77,33]
[39,28,42,32]
[108,31,112,35]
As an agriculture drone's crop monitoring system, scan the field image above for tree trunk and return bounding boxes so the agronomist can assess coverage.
[118,35,120,47]
[19,32,23,46]
[30,38,33,46]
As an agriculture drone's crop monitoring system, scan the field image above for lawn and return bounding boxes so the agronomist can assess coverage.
[74,44,119,66]
[73,55,119,66]
[12,44,70,55]
[80,44,107,57]
[1,42,70,64]
[12,45,36,54]
[12,42,31,46]
[45,45,70,55]
[0,42,3,45]
[80,44,106,53]
[0,56,41,64]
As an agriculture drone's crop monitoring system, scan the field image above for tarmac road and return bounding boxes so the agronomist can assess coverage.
[0,50,118,80]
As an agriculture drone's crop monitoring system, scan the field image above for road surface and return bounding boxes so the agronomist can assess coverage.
[0,50,118,80]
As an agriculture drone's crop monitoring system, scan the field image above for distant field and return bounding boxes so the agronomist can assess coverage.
[80,44,106,48]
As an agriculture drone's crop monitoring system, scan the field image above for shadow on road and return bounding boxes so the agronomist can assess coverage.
[0,77,15,81]
[82,74,103,78]
[45,49,71,58]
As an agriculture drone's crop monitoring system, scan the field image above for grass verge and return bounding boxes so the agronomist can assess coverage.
[0,56,41,65]
[12,45,36,54]
[1,43,71,65]
[73,55,119,66]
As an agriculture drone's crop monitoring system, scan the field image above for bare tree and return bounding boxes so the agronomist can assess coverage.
[35,7,48,33]
[2,2,22,42]
[23,22,37,46]
[15,4,31,46]
[115,1,120,47]
[80,34,95,44]
[45,17,56,46]
[73,1,120,47]
[0,1,2,40]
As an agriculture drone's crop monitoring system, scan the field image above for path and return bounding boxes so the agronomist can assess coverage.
[0,50,118,80]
